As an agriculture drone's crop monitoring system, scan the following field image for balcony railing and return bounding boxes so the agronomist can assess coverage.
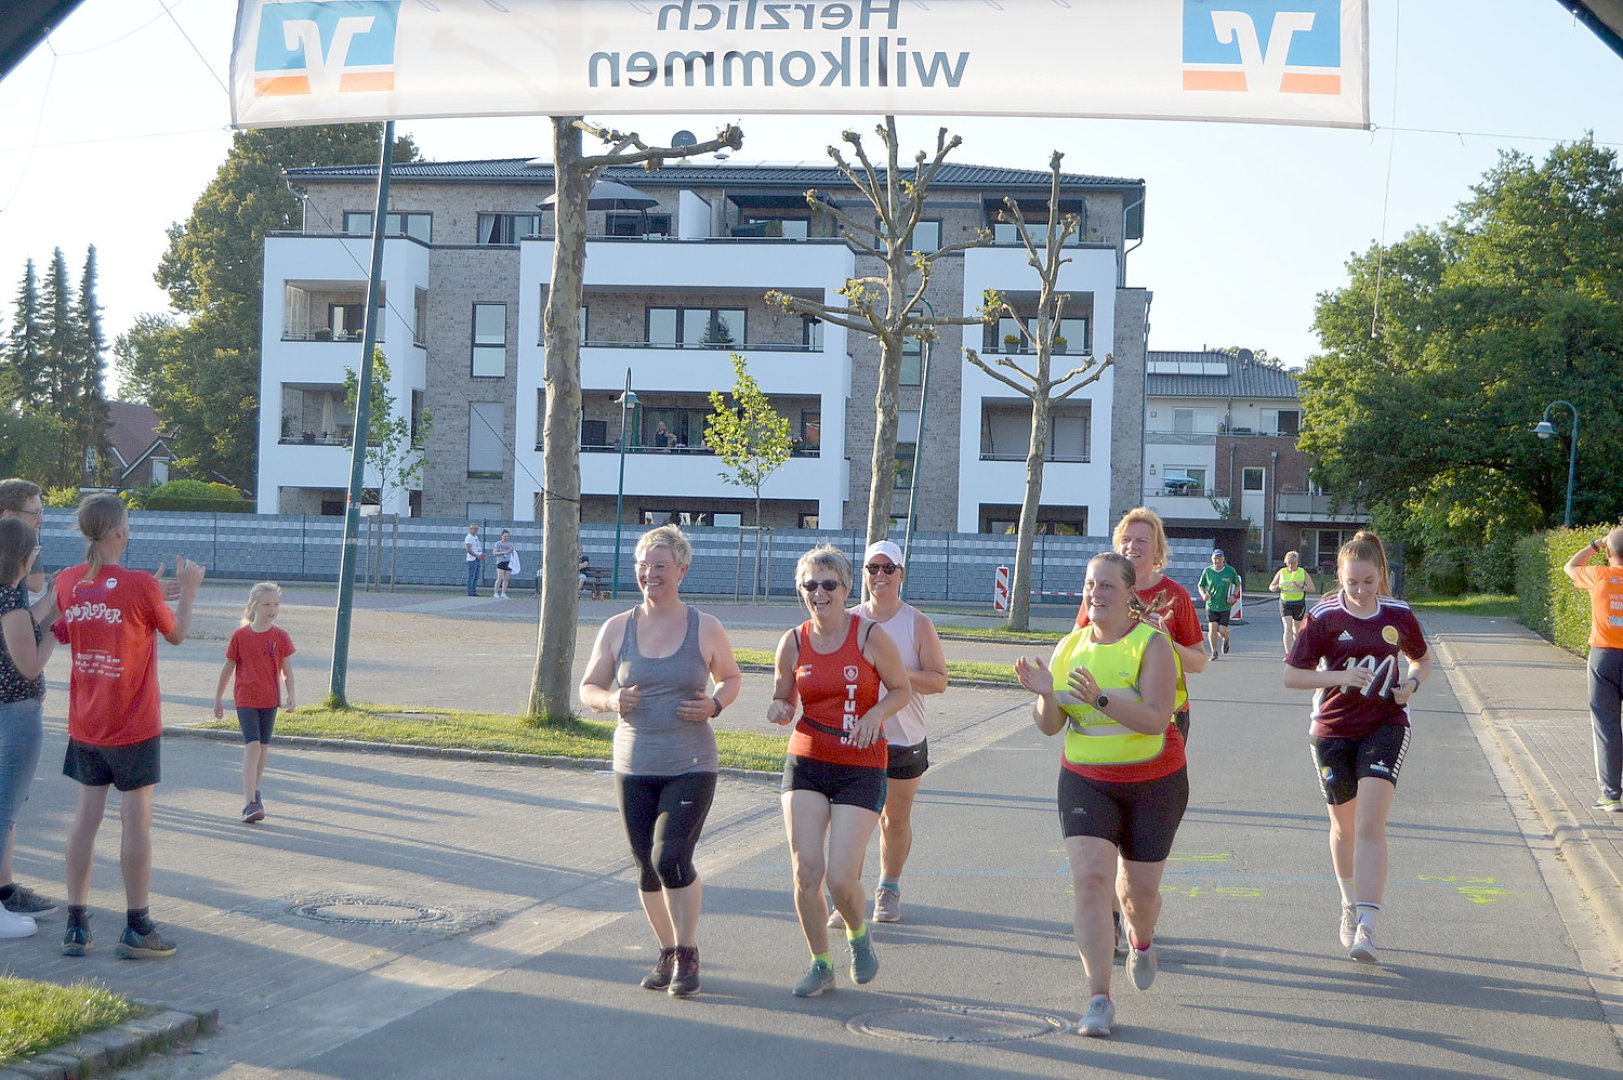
[566,442,821,457]
[281,329,375,343]
[1276,492,1366,520]
[978,452,1090,463]
[566,338,817,352]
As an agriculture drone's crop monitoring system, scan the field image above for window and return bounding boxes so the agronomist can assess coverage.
[471,303,506,377]
[1049,411,1089,462]
[1173,408,1196,434]
[740,216,808,239]
[410,390,426,448]
[908,220,941,252]
[467,501,503,520]
[1165,466,1207,493]
[467,403,505,476]
[606,211,672,237]
[413,287,428,346]
[895,411,920,489]
[798,512,820,529]
[476,213,542,245]
[994,315,1087,354]
[1263,408,1301,435]
[645,306,746,347]
[344,211,431,242]
[640,509,714,527]
[329,303,364,340]
[1242,467,1265,492]
[800,411,821,450]
[801,316,823,350]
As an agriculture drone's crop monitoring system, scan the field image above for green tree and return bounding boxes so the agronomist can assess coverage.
[1300,137,1623,592]
[133,125,419,489]
[71,246,112,484]
[705,353,793,595]
[343,350,432,512]
[3,260,43,406]
[0,409,67,482]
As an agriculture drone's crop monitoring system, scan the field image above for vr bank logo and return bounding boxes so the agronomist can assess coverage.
[1182,0,1343,95]
[254,1,401,97]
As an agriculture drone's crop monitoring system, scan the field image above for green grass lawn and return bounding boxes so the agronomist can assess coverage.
[1406,593,1518,619]
[201,703,788,773]
[733,648,1021,685]
[933,625,1065,645]
[0,977,140,1065]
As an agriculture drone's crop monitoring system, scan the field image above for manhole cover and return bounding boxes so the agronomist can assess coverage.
[848,1006,1068,1044]
[290,894,452,927]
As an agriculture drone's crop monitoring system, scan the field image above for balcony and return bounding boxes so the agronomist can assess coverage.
[1276,491,1367,523]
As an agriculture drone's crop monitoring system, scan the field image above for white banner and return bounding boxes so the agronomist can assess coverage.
[231,0,1368,129]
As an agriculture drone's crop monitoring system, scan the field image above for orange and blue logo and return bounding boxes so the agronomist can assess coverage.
[253,1,400,97]
[1182,1,1344,95]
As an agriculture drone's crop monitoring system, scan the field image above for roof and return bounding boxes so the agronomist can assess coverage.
[106,401,168,472]
[1146,351,1301,400]
[286,158,1144,192]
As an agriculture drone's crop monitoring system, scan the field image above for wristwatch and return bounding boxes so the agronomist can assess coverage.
[1095,693,1111,710]
[710,695,724,717]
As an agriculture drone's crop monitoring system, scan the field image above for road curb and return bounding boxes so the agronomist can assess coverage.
[0,1003,217,1080]
[162,724,782,785]
[1433,634,1623,958]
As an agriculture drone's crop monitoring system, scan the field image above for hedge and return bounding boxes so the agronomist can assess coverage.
[1514,526,1608,657]
[139,480,253,514]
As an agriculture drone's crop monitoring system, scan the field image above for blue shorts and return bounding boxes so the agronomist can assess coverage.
[237,707,278,744]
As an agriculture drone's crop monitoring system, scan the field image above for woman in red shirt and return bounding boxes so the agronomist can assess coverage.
[769,544,910,998]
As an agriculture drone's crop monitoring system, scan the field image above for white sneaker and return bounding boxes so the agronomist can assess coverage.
[1348,923,1377,963]
[1076,994,1115,1037]
[0,908,38,939]
[1339,904,1358,948]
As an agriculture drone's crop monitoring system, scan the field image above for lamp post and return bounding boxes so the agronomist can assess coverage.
[611,368,639,599]
[902,296,935,567]
[1533,400,1579,528]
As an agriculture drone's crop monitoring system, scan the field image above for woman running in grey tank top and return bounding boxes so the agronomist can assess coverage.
[580,526,742,997]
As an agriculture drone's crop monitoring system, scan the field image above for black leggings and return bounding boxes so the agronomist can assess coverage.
[617,771,718,892]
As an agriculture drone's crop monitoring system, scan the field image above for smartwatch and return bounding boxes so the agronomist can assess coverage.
[1095,692,1110,710]
[710,695,724,717]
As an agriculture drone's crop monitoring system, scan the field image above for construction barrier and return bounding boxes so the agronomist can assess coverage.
[993,565,1010,612]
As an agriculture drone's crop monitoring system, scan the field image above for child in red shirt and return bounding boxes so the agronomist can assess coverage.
[54,494,203,959]
[214,582,297,824]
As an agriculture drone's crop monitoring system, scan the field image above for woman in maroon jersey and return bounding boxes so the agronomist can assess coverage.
[1283,531,1431,965]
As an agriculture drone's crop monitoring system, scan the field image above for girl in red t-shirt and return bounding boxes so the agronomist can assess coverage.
[214,582,297,825]
[769,544,910,998]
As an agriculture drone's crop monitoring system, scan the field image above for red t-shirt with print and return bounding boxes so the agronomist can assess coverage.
[226,624,296,709]
[52,563,174,747]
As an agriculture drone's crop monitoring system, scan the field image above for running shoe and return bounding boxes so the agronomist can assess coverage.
[1127,944,1158,990]
[117,924,178,959]
[0,908,37,940]
[1,882,57,917]
[872,885,901,924]
[668,946,701,997]
[826,904,845,928]
[1348,924,1377,964]
[1222,637,1230,654]
[641,946,676,990]
[60,919,91,955]
[1593,796,1623,813]
[792,960,835,997]
[1076,994,1115,1037]
[1113,911,1129,958]
[1338,904,1359,948]
[849,931,880,984]
[243,799,265,824]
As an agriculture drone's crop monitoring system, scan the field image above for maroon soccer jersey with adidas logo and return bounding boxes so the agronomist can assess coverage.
[1286,594,1428,739]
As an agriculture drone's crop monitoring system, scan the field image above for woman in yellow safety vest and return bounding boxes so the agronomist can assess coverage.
[1268,551,1318,658]
[1014,552,1182,1039]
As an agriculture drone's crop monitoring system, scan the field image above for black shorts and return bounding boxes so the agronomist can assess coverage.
[1281,599,1307,620]
[237,707,278,744]
[1311,725,1411,805]
[63,735,161,791]
[1057,766,1189,862]
[1174,708,1191,743]
[1206,610,1232,627]
[886,739,929,781]
[782,754,887,813]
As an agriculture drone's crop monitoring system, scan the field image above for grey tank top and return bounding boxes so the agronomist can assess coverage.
[613,606,718,776]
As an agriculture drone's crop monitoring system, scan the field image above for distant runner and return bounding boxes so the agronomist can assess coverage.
[1269,551,1318,658]
[1196,549,1243,660]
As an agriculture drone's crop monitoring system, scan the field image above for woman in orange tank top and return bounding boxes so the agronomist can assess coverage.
[769,544,910,997]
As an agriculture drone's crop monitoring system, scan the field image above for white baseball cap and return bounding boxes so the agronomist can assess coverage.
[863,540,904,567]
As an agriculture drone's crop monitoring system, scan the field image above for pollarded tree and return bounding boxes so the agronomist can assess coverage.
[531,118,744,722]
[705,353,793,595]
[343,350,432,513]
[766,117,990,546]
[965,152,1113,631]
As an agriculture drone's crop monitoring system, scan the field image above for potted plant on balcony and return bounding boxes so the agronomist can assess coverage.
[1003,333,1021,353]
[300,430,316,444]
[313,327,333,341]
[1051,335,1068,354]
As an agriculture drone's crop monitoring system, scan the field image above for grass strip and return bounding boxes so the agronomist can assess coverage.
[1406,594,1517,619]
[933,625,1065,645]
[199,702,787,774]
[0,976,140,1065]
[733,648,1022,685]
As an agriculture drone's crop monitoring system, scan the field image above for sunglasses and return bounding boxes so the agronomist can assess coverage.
[799,579,842,593]
[864,563,900,575]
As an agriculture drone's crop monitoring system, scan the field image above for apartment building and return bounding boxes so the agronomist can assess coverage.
[257,158,1150,534]
[1140,349,1366,572]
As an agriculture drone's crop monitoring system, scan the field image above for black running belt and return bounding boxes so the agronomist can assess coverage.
[797,715,853,739]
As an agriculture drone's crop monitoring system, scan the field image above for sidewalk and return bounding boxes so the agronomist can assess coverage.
[1427,613,1623,949]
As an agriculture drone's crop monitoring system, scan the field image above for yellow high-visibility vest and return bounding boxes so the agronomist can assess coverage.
[1051,621,1166,766]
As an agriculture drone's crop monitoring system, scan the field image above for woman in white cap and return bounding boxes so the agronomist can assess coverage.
[826,540,947,926]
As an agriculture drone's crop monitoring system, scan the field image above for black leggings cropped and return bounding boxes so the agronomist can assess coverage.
[616,771,718,891]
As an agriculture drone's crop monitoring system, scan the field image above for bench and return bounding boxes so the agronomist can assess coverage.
[580,566,611,600]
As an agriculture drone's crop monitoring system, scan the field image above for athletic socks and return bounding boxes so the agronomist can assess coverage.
[846,923,869,943]
[127,907,155,935]
[1355,901,1380,930]
[878,878,899,893]
[1337,878,1356,906]
[813,950,831,968]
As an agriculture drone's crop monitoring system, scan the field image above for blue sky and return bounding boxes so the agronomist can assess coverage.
[0,0,1617,394]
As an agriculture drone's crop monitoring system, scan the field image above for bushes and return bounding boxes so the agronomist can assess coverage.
[137,480,253,514]
[1515,526,1606,656]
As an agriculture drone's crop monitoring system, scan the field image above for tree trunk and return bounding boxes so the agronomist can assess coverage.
[529,117,591,721]
[1009,396,1050,631]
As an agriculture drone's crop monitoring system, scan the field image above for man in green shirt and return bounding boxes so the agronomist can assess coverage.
[1197,549,1243,660]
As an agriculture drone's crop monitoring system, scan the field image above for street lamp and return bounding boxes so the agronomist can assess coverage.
[1533,400,1579,528]
[611,369,639,599]
[901,296,935,567]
